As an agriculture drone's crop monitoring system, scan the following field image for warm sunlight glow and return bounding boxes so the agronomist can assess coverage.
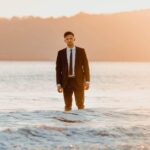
[0,0,150,18]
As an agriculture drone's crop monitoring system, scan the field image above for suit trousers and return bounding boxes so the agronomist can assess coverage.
[63,77,85,111]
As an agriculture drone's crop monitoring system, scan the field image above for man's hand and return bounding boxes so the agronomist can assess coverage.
[57,85,63,93]
[84,82,90,90]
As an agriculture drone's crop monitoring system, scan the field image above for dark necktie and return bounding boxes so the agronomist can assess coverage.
[69,48,73,75]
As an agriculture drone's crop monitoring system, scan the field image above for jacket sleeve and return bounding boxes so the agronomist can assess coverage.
[56,51,62,85]
[82,49,90,82]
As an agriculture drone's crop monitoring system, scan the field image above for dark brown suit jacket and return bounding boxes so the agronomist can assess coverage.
[56,46,90,88]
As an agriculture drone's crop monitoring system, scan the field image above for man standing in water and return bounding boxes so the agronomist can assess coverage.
[56,31,90,111]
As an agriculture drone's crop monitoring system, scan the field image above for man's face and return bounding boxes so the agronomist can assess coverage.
[64,34,75,47]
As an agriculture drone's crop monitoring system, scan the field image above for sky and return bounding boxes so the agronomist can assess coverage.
[0,0,150,18]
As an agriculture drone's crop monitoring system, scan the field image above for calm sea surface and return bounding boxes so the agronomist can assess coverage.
[0,61,150,150]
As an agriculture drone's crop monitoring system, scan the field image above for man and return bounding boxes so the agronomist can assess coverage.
[56,31,90,111]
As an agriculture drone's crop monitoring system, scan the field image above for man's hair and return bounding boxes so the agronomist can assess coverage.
[64,31,74,38]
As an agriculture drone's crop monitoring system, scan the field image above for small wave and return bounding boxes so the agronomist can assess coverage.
[35,124,66,132]
[53,116,83,123]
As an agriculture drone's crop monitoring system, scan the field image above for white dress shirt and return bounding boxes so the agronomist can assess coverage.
[67,45,76,77]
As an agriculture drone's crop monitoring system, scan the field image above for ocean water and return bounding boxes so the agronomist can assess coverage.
[0,61,150,150]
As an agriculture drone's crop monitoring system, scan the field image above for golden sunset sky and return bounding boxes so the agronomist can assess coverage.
[0,0,150,18]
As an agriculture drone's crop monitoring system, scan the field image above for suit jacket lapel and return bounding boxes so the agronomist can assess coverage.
[75,46,78,72]
[63,48,67,65]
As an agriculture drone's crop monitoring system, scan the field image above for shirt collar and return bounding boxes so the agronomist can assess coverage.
[66,45,76,50]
